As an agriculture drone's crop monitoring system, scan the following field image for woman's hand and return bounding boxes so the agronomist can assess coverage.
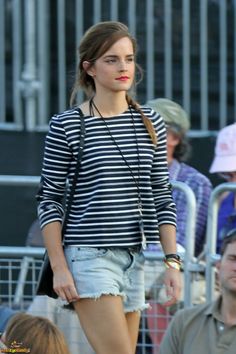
[53,266,80,303]
[162,268,182,307]
[41,222,80,304]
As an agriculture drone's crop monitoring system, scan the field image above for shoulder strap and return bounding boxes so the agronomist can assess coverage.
[61,108,85,237]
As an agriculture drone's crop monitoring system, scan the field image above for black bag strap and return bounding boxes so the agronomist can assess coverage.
[61,108,85,237]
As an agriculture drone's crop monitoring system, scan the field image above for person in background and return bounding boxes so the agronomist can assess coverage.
[159,228,236,354]
[146,98,212,256]
[139,98,212,352]
[37,21,181,354]
[209,122,236,254]
[1,312,71,354]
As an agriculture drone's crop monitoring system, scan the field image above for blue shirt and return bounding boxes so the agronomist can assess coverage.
[168,159,212,256]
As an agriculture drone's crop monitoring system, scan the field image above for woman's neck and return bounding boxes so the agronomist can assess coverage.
[92,92,128,117]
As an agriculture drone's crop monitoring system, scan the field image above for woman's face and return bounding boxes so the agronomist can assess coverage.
[85,36,135,94]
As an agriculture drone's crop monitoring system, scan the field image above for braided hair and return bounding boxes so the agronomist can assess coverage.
[126,94,157,145]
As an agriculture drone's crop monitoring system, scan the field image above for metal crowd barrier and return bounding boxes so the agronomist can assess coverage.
[0,175,40,186]
[0,247,44,308]
[1,175,236,352]
[172,180,196,307]
[0,175,197,306]
[205,182,236,301]
[0,175,199,353]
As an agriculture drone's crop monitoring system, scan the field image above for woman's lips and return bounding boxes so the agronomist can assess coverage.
[115,76,129,81]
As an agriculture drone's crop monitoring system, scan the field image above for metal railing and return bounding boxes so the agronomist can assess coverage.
[0,249,44,307]
[1,0,236,132]
[0,174,197,308]
[6,174,233,353]
[1,175,236,351]
[205,182,236,301]
[4,175,235,305]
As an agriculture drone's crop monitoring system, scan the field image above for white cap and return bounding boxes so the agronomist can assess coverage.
[209,123,236,173]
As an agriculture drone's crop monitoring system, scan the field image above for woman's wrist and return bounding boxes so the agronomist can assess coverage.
[163,253,183,271]
[164,253,181,261]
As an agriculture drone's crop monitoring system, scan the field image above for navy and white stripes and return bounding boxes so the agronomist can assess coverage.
[37,106,176,247]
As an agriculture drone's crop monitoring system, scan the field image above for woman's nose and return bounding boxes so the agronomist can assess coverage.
[118,60,128,71]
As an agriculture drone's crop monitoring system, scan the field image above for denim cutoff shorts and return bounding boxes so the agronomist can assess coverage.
[64,246,148,313]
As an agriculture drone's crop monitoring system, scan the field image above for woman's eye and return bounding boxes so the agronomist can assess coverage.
[104,57,134,64]
[105,59,116,63]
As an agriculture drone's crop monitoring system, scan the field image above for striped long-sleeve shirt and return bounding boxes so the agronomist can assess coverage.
[37,106,176,247]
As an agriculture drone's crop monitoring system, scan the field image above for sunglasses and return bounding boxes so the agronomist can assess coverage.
[219,172,236,181]
[224,227,236,239]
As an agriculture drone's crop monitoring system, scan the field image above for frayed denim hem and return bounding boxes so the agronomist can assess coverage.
[124,302,150,314]
[78,291,126,300]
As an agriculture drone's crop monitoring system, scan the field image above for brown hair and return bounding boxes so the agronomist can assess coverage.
[70,21,157,145]
[220,228,236,256]
[4,313,71,354]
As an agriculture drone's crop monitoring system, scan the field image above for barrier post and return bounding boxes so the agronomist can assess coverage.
[171,181,196,307]
[0,175,197,307]
[205,182,236,301]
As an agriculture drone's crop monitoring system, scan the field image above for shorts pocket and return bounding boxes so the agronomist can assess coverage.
[138,252,145,264]
[71,247,109,262]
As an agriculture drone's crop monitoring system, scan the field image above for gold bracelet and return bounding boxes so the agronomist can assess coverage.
[164,259,181,271]
[165,257,182,265]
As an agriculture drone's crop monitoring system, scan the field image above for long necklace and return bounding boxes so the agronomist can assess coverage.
[89,98,146,249]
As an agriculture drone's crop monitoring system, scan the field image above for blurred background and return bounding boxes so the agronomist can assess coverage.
[0,0,235,246]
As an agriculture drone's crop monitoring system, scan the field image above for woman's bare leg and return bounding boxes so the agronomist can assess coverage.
[126,311,141,353]
[73,295,137,354]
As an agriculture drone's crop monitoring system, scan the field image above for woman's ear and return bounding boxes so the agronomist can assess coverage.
[82,61,95,77]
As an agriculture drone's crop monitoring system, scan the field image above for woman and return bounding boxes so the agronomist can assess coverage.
[2,313,71,354]
[37,21,181,354]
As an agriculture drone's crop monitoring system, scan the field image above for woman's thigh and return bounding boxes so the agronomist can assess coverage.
[73,295,135,354]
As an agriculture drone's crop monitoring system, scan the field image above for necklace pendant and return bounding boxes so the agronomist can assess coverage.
[138,202,143,215]
[139,218,147,250]
[138,201,146,249]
